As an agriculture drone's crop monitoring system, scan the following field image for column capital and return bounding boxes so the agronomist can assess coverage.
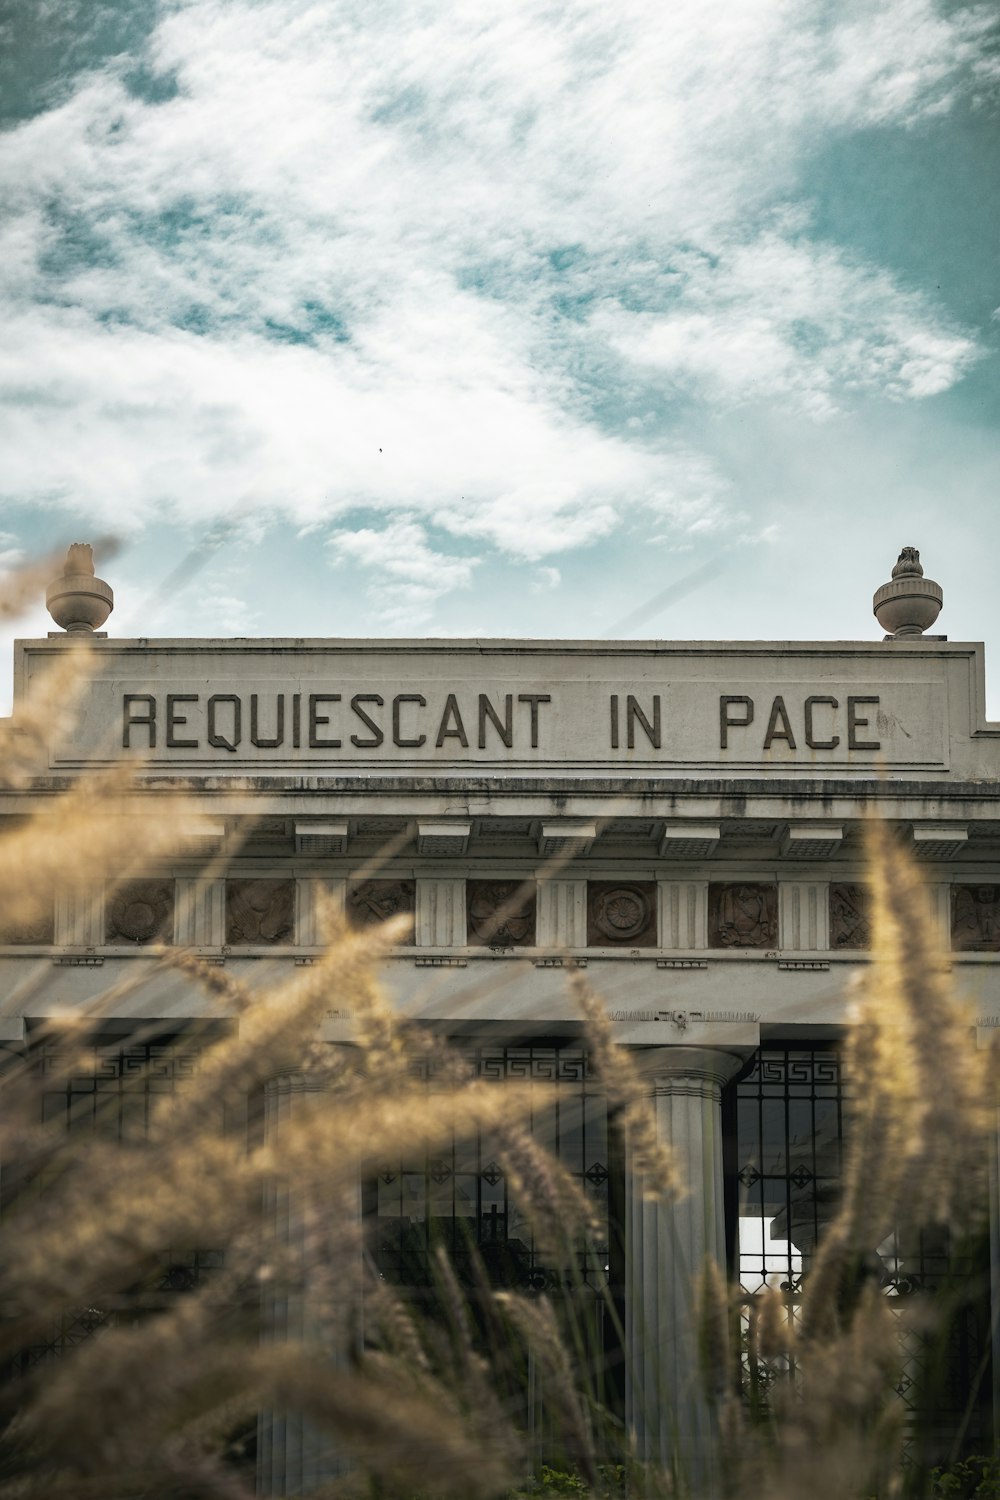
[631,1043,749,1091]
[262,1070,328,1096]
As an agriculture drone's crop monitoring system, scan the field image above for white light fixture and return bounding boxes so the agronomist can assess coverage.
[912,824,968,860]
[180,819,226,853]
[539,821,597,857]
[780,825,844,858]
[294,820,349,855]
[417,821,472,856]
[659,823,721,858]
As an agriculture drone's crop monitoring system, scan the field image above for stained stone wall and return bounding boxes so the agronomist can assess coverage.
[1,623,998,1494]
[3,873,1000,970]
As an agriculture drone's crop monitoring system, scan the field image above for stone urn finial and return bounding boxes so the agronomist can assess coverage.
[872,546,942,639]
[46,542,114,635]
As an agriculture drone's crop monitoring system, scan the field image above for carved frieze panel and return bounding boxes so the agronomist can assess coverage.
[586,881,657,947]
[467,880,536,948]
[708,884,777,949]
[0,904,55,945]
[952,885,1000,952]
[225,879,294,945]
[106,880,175,945]
[830,884,871,950]
[346,880,415,943]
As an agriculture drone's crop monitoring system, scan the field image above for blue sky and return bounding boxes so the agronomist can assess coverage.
[1,0,998,710]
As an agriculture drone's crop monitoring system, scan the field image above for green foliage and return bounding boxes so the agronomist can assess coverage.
[506,1464,628,1498]
[929,1457,1000,1499]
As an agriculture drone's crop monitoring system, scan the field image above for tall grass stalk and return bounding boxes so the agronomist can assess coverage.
[0,560,992,1498]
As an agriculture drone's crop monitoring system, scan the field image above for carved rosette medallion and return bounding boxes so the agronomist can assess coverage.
[106,880,175,944]
[708,883,777,949]
[225,879,294,945]
[952,885,1000,952]
[829,884,871,950]
[586,882,657,946]
[0,904,55,945]
[347,880,415,943]
[467,881,536,948]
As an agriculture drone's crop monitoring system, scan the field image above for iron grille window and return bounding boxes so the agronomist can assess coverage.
[371,1043,611,1296]
[728,1046,991,1463]
[731,1048,845,1296]
[368,1040,622,1459]
[5,1035,221,1371]
[37,1037,203,1142]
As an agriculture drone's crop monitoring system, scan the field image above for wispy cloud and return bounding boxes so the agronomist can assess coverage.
[0,0,994,621]
[327,515,478,629]
[601,230,977,416]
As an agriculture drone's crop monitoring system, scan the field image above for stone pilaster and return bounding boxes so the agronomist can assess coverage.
[624,1045,745,1484]
[925,882,953,952]
[416,878,466,946]
[656,881,708,950]
[778,880,828,950]
[536,879,587,947]
[55,884,103,947]
[295,879,345,947]
[175,877,225,946]
[257,1069,358,1496]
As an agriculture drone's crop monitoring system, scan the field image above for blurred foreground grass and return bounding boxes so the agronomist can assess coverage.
[0,561,994,1498]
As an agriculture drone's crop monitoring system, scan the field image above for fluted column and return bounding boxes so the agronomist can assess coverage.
[257,1070,359,1496]
[989,1066,1000,1449]
[624,1045,745,1487]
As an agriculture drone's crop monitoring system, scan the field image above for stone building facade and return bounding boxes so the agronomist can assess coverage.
[4,546,1000,1489]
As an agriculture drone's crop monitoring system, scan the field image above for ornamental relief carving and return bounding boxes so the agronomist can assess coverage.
[467,880,536,948]
[0,904,55,945]
[708,883,777,949]
[225,879,294,945]
[106,880,175,944]
[829,884,871,950]
[347,880,415,943]
[952,885,1000,952]
[586,882,657,947]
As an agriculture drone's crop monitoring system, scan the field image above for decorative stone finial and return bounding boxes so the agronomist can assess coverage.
[873,546,942,639]
[45,543,114,635]
[891,546,923,579]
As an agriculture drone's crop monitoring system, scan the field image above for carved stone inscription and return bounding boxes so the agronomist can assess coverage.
[124,692,555,753]
[719,695,880,752]
[830,884,871,950]
[106,880,175,944]
[120,688,883,757]
[708,884,777,949]
[226,879,294,945]
[952,886,1000,952]
[467,880,536,948]
[587,882,657,946]
[347,880,415,943]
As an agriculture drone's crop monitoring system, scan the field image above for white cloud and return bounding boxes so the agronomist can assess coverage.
[533,566,561,592]
[199,592,260,636]
[0,0,993,584]
[601,233,978,415]
[327,515,478,628]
